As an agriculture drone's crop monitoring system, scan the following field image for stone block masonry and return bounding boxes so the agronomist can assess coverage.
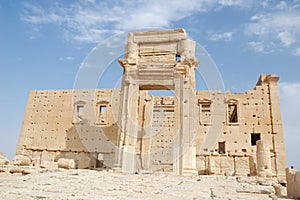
[14,29,287,179]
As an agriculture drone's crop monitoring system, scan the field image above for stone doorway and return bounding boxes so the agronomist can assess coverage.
[113,29,199,175]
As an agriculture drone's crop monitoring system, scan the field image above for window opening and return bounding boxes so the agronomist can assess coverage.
[98,104,108,124]
[100,105,107,113]
[200,102,211,124]
[228,104,238,123]
[77,105,84,116]
[176,54,181,62]
[218,141,226,154]
[251,133,261,146]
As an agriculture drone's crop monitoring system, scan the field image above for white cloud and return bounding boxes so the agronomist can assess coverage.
[21,0,207,43]
[279,82,300,167]
[277,31,296,47]
[21,3,60,24]
[216,0,256,10]
[275,1,288,10]
[245,7,300,53]
[293,47,300,56]
[20,0,258,43]
[248,41,266,53]
[218,0,243,6]
[209,32,233,41]
[59,56,75,61]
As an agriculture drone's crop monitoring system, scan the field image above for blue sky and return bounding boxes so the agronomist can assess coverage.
[0,0,300,168]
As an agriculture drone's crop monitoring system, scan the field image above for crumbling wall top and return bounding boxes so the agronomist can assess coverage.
[130,28,187,43]
[256,74,279,86]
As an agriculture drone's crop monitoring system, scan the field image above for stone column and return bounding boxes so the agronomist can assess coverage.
[114,76,140,173]
[113,78,129,171]
[173,76,183,175]
[256,140,272,177]
[121,81,139,173]
[173,75,197,175]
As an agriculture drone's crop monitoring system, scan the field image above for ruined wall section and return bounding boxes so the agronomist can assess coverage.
[15,75,286,177]
[286,168,300,198]
[196,74,286,179]
[16,89,121,169]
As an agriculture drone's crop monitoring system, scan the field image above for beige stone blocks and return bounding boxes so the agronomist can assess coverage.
[12,155,31,166]
[14,29,287,178]
[77,154,91,169]
[256,140,272,177]
[286,168,300,198]
[182,146,197,175]
[121,145,136,173]
[41,161,58,169]
[41,150,55,163]
[235,156,250,176]
[57,158,75,169]
[0,155,9,165]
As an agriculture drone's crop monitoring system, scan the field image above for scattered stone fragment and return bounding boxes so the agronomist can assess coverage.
[0,156,9,165]
[12,155,31,166]
[57,158,75,169]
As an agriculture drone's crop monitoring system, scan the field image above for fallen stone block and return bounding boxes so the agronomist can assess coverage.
[272,183,287,197]
[0,156,9,165]
[257,178,276,186]
[0,165,7,173]
[12,155,31,166]
[57,158,75,169]
[9,166,24,174]
[77,155,91,169]
[236,185,275,195]
[41,161,58,169]
[23,167,36,175]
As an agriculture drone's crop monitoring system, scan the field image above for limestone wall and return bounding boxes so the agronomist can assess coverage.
[195,74,287,179]
[16,89,120,169]
[15,75,286,178]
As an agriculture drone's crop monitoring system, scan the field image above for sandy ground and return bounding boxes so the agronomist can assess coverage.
[0,169,292,200]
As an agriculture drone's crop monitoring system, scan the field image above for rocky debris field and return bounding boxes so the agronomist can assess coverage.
[0,169,294,200]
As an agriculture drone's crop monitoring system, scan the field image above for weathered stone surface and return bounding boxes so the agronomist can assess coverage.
[286,168,300,198]
[57,158,75,169]
[12,155,31,166]
[14,29,287,177]
[9,166,36,175]
[256,141,273,178]
[77,154,91,169]
[40,161,58,169]
[273,183,287,197]
[0,156,9,165]
[0,170,289,200]
[257,178,276,186]
[0,165,7,173]
[236,185,275,195]
[235,156,250,176]
[41,150,55,163]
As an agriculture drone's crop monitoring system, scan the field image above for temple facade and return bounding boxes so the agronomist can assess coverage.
[15,29,287,180]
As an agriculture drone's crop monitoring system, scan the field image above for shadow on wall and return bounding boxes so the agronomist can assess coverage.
[56,120,118,169]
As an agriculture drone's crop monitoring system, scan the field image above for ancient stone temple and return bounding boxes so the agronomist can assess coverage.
[15,29,287,180]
